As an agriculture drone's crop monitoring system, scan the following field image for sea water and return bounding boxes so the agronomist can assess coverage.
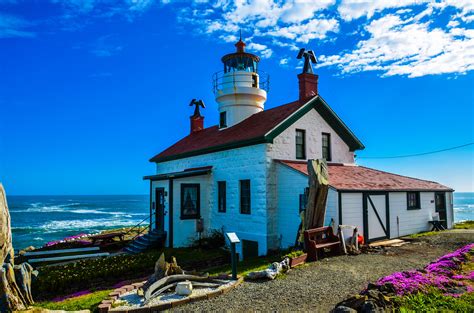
[7,195,148,250]
[454,192,474,223]
[6,193,474,250]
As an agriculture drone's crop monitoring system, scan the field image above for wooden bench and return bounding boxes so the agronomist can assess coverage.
[89,232,125,246]
[304,226,342,261]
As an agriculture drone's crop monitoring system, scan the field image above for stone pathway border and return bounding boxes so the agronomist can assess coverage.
[98,277,243,313]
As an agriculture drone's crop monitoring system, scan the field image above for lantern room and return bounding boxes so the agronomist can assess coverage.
[213,38,269,129]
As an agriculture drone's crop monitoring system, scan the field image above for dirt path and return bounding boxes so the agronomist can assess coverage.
[174,232,473,312]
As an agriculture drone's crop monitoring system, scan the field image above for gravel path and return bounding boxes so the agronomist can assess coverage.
[173,231,473,312]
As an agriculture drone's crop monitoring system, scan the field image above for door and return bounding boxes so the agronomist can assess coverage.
[435,192,447,229]
[154,188,165,233]
[363,193,390,242]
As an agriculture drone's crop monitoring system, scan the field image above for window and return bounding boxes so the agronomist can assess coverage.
[240,179,251,214]
[407,192,420,210]
[296,129,306,159]
[252,74,258,87]
[180,184,200,219]
[299,187,309,212]
[219,111,227,128]
[218,181,226,213]
[322,132,331,161]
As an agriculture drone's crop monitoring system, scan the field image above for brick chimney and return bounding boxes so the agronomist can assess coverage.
[298,72,318,103]
[190,114,204,134]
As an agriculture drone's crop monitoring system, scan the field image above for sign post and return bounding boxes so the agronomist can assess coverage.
[225,232,240,280]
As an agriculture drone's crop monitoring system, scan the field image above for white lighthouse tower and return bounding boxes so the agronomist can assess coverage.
[213,38,269,128]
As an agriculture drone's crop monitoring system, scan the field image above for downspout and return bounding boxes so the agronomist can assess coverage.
[169,178,174,248]
[149,180,152,231]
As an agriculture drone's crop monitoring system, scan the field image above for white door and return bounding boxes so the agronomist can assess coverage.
[365,193,389,241]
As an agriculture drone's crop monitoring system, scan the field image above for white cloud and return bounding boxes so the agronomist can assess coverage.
[318,13,474,77]
[279,57,289,66]
[0,13,35,38]
[266,18,339,43]
[247,42,273,58]
[338,0,429,21]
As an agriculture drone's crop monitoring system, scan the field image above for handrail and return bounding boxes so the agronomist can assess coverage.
[212,70,270,94]
[124,215,150,241]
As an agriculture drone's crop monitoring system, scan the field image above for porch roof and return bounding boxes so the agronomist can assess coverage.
[276,160,453,192]
[143,166,212,181]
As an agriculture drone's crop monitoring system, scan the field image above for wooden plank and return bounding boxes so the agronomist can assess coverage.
[24,247,100,257]
[28,252,109,263]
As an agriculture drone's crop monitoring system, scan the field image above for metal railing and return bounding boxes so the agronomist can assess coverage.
[124,215,150,241]
[212,70,270,94]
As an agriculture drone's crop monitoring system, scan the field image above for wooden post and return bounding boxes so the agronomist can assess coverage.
[304,159,329,230]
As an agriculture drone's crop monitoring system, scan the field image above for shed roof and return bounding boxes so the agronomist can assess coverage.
[150,96,364,163]
[277,160,453,192]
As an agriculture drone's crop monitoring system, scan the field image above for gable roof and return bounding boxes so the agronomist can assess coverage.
[150,96,365,163]
[277,160,453,192]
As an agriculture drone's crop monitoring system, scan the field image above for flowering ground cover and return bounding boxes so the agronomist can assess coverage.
[376,243,474,296]
[378,243,474,312]
[334,243,474,312]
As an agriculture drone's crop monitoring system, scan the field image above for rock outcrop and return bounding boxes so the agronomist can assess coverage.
[0,184,35,312]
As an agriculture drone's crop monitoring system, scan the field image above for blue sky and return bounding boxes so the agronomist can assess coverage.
[0,0,473,195]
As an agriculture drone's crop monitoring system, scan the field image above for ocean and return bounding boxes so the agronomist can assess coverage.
[7,195,149,250]
[5,193,474,251]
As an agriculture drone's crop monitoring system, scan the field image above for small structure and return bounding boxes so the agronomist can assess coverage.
[143,38,454,258]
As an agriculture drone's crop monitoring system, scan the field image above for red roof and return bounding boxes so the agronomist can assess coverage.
[277,160,453,192]
[150,96,365,163]
[150,100,302,162]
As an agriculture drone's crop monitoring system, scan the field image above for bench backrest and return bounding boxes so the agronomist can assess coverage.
[304,226,338,243]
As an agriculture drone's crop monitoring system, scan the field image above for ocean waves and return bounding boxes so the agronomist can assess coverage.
[7,194,149,249]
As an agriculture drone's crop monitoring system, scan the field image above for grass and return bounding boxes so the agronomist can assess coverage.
[409,231,439,238]
[396,289,474,313]
[454,220,474,229]
[35,289,112,312]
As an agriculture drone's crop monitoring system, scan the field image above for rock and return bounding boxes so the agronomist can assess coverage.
[175,281,193,296]
[361,300,378,313]
[0,184,35,312]
[333,305,357,313]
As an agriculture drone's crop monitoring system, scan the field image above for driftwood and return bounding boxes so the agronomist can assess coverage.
[1,184,35,312]
[143,281,220,304]
[305,159,329,230]
[140,253,185,294]
[297,160,329,245]
[144,274,212,300]
[246,258,290,280]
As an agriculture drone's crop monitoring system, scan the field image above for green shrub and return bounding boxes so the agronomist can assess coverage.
[33,247,227,300]
[284,250,305,258]
[454,221,474,229]
[191,229,226,250]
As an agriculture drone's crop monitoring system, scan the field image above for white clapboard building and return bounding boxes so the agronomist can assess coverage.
[144,39,454,258]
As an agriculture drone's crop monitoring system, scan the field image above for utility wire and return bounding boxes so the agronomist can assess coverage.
[357,142,474,159]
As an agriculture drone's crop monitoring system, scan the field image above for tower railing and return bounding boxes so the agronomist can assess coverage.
[212,70,270,94]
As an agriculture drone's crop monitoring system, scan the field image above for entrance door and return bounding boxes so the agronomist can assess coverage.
[364,193,390,242]
[435,192,447,229]
[154,188,165,233]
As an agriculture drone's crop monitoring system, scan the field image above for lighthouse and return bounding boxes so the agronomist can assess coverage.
[213,38,269,128]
